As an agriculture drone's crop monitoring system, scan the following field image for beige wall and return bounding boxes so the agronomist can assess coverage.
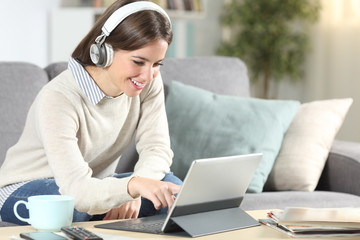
[262,0,360,142]
[303,0,360,142]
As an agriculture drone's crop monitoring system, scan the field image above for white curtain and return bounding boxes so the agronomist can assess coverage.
[303,0,360,141]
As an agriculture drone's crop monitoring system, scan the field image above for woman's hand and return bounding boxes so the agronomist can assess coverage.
[103,198,141,220]
[128,177,181,212]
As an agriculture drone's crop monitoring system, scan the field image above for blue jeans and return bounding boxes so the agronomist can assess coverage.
[0,172,182,225]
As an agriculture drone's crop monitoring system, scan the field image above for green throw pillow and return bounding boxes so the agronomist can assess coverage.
[165,81,300,193]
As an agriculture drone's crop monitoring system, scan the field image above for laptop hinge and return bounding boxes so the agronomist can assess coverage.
[170,197,243,217]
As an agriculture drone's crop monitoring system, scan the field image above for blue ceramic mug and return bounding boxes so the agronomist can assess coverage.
[13,195,74,231]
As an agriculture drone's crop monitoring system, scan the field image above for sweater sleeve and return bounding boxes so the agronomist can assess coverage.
[35,89,134,215]
[133,73,173,179]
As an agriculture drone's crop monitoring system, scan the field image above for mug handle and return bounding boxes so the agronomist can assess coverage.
[13,200,31,224]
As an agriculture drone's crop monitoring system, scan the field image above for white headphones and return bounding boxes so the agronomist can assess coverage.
[89,1,172,68]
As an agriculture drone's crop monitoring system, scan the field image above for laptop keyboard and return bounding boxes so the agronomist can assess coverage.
[98,214,167,234]
[124,218,165,233]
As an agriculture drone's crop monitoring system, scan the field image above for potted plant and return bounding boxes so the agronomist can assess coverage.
[217,0,321,99]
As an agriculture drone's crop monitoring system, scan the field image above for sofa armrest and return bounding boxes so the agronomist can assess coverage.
[316,140,360,196]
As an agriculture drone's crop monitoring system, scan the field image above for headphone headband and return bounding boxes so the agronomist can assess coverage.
[90,1,171,68]
[102,1,172,36]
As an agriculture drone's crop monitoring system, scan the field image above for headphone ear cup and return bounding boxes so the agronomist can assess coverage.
[103,43,114,68]
[90,43,106,67]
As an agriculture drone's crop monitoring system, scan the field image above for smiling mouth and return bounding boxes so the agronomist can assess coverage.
[130,78,145,89]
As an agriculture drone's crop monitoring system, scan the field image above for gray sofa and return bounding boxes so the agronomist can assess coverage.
[1,57,360,227]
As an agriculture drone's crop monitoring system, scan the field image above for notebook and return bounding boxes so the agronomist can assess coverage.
[95,153,262,237]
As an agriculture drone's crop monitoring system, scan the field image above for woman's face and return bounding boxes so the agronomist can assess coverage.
[101,39,168,98]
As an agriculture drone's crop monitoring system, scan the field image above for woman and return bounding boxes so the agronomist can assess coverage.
[0,0,182,224]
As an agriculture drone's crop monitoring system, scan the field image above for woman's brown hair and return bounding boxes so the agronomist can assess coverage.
[72,0,172,65]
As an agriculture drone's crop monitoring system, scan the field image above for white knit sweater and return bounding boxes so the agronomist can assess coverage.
[0,69,173,214]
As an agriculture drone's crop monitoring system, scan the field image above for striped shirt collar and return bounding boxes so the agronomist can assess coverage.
[68,58,109,105]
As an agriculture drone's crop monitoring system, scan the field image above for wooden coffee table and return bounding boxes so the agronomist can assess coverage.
[1,210,359,239]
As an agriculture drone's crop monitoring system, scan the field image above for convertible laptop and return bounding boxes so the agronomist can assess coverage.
[95,153,262,237]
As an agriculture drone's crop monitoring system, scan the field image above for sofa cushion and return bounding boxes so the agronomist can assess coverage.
[160,56,251,98]
[0,62,48,167]
[44,62,67,80]
[166,80,299,193]
[265,99,353,192]
[241,191,360,210]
